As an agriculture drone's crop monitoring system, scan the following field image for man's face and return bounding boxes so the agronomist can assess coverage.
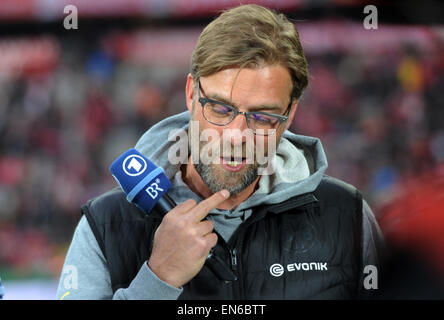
[185,65,298,196]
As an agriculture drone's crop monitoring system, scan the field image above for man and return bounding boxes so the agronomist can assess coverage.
[56,4,384,299]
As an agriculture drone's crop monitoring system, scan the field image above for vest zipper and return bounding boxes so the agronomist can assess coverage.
[230,249,238,271]
[206,229,238,282]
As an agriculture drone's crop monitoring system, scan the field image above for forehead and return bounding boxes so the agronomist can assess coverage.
[200,65,293,111]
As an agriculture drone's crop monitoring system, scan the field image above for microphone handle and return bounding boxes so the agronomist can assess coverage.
[155,193,177,216]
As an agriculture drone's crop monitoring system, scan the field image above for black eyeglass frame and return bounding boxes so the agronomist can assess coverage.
[196,80,291,135]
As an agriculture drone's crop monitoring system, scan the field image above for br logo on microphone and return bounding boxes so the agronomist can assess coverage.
[146,178,164,200]
[122,154,147,176]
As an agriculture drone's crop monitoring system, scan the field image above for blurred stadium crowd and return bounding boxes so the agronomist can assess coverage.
[0,18,443,283]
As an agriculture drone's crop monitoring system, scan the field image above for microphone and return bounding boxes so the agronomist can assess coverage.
[110,148,175,216]
[109,148,238,282]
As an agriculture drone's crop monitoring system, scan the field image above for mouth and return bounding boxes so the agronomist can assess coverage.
[220,157,247,172]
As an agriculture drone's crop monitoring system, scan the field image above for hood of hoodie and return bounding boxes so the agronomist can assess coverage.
[135,111,328,212]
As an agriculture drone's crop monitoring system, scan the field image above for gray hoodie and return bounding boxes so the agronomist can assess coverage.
[55,111,384,300]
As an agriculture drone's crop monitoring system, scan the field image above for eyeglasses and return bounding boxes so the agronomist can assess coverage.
[197,81,290,136]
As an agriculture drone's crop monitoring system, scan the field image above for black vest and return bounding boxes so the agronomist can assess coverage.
[82,175,364,299]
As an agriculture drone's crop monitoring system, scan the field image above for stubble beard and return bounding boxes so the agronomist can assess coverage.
[190,125,260,196]
[193,159,259,196]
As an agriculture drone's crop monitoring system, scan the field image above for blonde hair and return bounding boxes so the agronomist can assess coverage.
[190,4,308,101]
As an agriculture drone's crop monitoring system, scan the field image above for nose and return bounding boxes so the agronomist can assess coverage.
[225,113,249,145]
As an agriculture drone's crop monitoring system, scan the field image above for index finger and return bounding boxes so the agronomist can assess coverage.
[191,189,230,222]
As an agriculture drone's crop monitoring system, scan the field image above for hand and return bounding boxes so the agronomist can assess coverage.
[147,189,230,288]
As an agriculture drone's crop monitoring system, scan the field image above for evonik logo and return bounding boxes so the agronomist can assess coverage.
[270,262,329,277]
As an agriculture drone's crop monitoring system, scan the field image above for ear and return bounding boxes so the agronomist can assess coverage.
[185,73,195,114]
[284,100,299,132]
